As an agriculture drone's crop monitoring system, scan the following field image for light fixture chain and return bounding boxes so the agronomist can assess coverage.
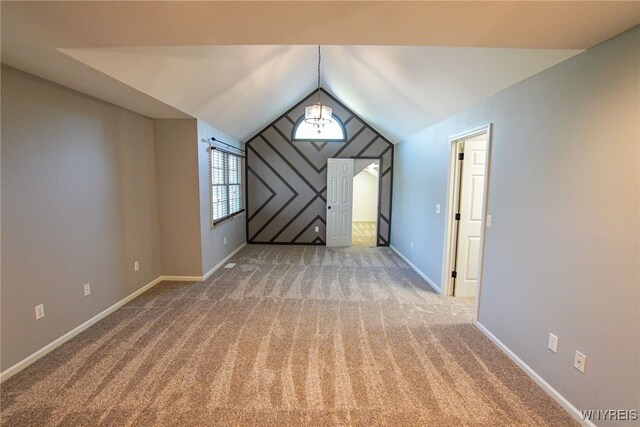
[317,45,321,91]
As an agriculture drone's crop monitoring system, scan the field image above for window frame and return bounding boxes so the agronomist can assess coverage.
[210,147,245,227]
[291,114,347,142]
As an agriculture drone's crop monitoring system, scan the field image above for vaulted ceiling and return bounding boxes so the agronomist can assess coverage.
[3,1,639,143]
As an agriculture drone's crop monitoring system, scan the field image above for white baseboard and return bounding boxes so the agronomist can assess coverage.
[474,321,594,427]
[0,275,164,383]
[161,242,247,282]
[202,243,246,281]
[390,244,442,294]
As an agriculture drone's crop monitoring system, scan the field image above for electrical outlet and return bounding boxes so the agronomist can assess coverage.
[435,204,441,214]
[84,283,91,296]
[134,261,139,271]
[548,333,558,353]
[224,237,227,244]
[411,241,414,249]
[35,304,45,320]
[486,215,492,227]
[315,226,319,232]
[574,351,587,373]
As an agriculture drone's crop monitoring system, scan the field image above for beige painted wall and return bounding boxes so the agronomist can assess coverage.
[196,120,246,274]
[391,27,639,416]
[1,66,163,371]
[154,119,203,277]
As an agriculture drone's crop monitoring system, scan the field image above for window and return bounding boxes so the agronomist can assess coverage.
[211,148,245,226]
[292,116,346,141]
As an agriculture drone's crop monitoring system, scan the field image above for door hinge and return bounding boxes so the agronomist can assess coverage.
[455,213,461,221]
[451,271,457,278]
[458,152,464,161]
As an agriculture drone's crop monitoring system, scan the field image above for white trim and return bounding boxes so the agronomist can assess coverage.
[161,242,247,282]
[475,321,595,427]
[390,245,442,293]
[0,242,248,383]
[0,275,164,383]
[201,243,246,280]
[442,123,493,324]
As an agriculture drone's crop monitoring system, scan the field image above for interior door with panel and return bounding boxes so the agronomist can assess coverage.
[326,158,354,247]
[454,138,487,297]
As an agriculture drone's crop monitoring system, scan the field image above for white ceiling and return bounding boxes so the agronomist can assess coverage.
[60,45,579,142]
[3,1,639,143]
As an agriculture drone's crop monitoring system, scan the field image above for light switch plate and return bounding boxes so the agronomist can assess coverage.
[486,215,492,227]
[435,204,441,214]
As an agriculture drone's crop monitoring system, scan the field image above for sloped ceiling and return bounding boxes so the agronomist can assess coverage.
[3,1,639,142]
[60,45,580,142]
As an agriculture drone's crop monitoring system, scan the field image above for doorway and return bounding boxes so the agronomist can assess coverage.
[352,160,379,247]
[443,125,492,306]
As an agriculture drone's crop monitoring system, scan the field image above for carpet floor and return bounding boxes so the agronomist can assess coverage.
[1,245,577,426]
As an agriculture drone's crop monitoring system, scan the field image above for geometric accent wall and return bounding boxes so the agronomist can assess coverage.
[246,89,394,245]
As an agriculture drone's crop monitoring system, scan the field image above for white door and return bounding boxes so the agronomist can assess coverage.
[326,158,354,247]
[454,138,487,297]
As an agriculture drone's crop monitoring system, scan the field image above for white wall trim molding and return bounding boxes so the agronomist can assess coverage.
[475,321,595,427]
[202,243,246,281]
[390,244,442,293]
[161,243,247,282]
[0,275,164,383]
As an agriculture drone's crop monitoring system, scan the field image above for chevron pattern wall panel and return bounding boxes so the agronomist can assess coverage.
[246,90,394,245]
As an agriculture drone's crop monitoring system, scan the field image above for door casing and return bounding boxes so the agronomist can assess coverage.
[442,124,493,323]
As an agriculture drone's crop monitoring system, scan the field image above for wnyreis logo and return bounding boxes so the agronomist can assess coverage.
[581,409,638,422]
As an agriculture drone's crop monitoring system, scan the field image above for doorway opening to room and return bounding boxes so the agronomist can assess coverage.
[352,159,380,247]
[443,125,492,312]
[326,157,382,247]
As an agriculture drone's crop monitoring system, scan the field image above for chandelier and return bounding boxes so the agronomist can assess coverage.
[304,45,332,132]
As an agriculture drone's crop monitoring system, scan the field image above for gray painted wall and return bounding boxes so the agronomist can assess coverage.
[154,119,203,277]
[196,120,246,274]
[155,119,248,277]
[1,66,163,370]
[246,90,394,245]
[391,27,639,415]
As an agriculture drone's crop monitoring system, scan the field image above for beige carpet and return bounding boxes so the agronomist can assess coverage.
[1,245,577,426]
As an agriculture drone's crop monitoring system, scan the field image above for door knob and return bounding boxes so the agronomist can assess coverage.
[327,206,332,209]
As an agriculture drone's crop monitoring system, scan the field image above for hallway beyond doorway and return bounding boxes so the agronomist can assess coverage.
[352,221,377,247]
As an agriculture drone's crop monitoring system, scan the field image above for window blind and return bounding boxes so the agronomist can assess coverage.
[211,148,245,225]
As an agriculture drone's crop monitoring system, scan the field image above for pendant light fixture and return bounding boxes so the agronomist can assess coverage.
[304,45,332,132]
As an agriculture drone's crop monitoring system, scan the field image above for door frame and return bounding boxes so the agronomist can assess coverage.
[441,124,493,322]
[351,155,383,247]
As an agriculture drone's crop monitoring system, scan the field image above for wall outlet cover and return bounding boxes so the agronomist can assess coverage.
[35,304,45,320]
[574,351,587,373]
[84,283,91,296]
[548,333,558,353]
